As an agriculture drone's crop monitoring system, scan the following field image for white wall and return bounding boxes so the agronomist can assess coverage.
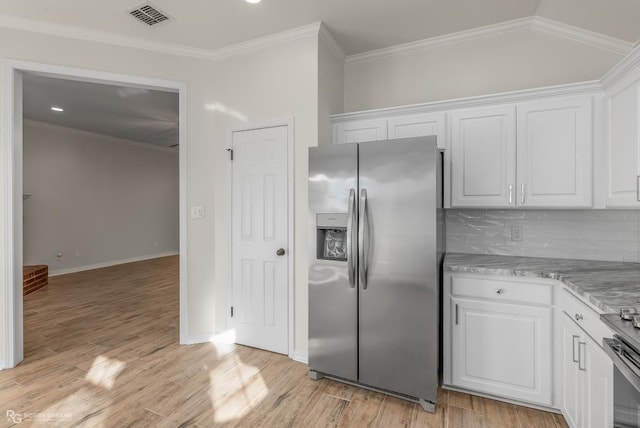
[318,35,345,146]
[344,27,624,112]
[22,120,178,274]
[205,37,318,358]
[0,26,319,362]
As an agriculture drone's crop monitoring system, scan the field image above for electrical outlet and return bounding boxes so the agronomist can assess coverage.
[511,226,523,242]
[74,250,80,257]
[191,206,205,219]
[153,240,159,247]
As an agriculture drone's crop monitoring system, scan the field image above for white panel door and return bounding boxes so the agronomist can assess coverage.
[387,112,446,149]
[517,97,593,207]
[231,125,288,354]
[450,106,516,207]
[333,118,387,144]
[451,298,552,406]
[605,81,640,207]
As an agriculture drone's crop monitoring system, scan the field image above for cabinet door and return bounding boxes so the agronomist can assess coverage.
[450,106,516,207]
[333,119,387,144]
[561,314,582,428]
[583,333,614,428]
[387,112,446,149]
[605,81,640,207]
[517,97,593,207]
[451,298,552,405]
[561,313,614,428]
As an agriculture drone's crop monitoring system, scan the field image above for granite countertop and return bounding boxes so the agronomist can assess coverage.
[444,253,640,314]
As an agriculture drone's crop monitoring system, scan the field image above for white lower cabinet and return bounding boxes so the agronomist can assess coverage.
[450,297,553,405]
[444,273,614,427]
[561,312,613,428]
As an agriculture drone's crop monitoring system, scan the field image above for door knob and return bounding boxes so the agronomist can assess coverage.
[276,248,285,256]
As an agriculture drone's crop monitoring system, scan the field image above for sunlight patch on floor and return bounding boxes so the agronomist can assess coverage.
[208,328,237,357]
[208,353,268,423]
[84,355,126,390]
[38,389,98,425]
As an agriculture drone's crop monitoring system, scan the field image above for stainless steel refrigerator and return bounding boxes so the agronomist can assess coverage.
[308,136,444,412]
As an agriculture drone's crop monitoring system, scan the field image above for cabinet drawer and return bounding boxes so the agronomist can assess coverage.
[451,275,553,306]
[561,288,612,346]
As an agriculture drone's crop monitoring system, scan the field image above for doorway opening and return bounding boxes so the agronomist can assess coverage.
[2,60,188,368]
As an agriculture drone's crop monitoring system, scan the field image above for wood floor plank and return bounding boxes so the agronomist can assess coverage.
[372,395,414,428]
[516,405,562,428]
[0,256,569,427]
[480,396,521,428]
[300,392,350,428]
[448,390,483,413]
[448,405,486,428]
[338,388,386,427]
[553,412,570,428]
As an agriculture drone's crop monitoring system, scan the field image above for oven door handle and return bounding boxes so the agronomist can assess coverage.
[604,337,640,392]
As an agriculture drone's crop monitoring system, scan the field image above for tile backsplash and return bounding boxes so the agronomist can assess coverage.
[446,209,640,263]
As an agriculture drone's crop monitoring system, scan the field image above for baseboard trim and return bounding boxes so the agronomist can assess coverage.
[48,251,179,276]
[181,333,219,346]
[292,353,308,365]
[0,359,5,370]
[441,384,561,414]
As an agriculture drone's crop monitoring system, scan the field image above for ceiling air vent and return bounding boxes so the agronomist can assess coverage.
[128,3,172,26]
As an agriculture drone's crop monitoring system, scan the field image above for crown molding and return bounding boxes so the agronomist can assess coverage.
[346,17,532,64]
[0,14,321,62]
[345,16,633,65]
[600,43,640,89]
[532,16,633,57]
[318,23,345,61]
[331,80,602,122]
[208,22,321,61]
[0,14,213,59]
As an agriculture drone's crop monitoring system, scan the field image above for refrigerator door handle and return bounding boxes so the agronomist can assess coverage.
[347,188,356,288]
[359,188,368,290]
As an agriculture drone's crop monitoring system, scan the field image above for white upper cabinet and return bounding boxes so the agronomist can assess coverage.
[450,105,517,207]
[331,83,600,209]
[517,97,593,207]
[387,112,446,149]
[334,118,387,144]
[449,96,593,208]
[605,77,640,207]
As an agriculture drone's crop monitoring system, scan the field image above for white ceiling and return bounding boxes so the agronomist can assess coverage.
[0,0,639,56]
[23,73,178,148]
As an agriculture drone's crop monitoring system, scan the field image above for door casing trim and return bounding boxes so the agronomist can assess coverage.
[1,59,188,368]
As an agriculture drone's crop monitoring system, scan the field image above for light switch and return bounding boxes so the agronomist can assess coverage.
[191,206,205,219]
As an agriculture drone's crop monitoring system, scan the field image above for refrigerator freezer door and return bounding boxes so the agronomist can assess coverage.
[358,137,439,402]
[308,143,358,381]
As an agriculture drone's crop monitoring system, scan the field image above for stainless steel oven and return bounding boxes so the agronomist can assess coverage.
[605,336,640,427]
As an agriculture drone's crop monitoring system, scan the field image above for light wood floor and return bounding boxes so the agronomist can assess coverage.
[0,256,568,427]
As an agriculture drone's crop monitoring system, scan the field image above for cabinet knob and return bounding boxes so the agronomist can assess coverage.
[575,313,584,321]
[276,248,285,256]
[496,288,505,294]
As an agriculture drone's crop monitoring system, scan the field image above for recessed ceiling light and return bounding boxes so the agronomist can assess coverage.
[246,0,261,4]
[51,106,64,112]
